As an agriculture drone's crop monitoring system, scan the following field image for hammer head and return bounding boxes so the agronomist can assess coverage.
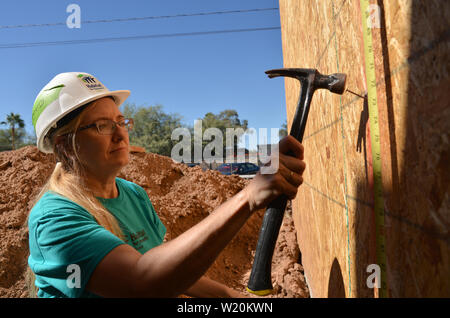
[265,68,347,95]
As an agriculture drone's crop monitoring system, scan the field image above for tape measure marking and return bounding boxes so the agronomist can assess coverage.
[360,0,388,298]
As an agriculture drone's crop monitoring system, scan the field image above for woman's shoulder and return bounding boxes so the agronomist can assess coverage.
[29,191,91,223]
[34,190,81,208]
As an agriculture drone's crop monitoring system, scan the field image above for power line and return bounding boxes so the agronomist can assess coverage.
[0,8,279,29]
[0,26,281,49]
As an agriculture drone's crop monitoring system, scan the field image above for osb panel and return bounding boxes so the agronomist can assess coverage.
[379,0,450,297]
[279,0,449,297]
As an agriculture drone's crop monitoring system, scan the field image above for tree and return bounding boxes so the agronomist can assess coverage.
[1,113,25,150]
[188,109,250,162]
[0,127,27,151]
[279,120,288,138]
[197,109,248,149]
[122,103,184,156]
[121,104,249,162]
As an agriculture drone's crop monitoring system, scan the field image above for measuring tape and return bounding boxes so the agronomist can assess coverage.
[360,0,388,298]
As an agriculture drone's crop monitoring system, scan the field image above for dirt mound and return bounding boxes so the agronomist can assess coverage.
[0,146,309,298]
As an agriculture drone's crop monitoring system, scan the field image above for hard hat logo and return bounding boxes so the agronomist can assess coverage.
[78,75,105,91]
[82,76,96,84]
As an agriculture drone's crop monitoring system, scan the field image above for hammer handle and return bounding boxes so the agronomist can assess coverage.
[247,195,288,295]
[247,147,306,295]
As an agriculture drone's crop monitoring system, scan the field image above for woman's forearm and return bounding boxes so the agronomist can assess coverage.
[135,189,252,297]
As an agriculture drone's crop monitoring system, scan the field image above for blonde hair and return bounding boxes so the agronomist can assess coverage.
[27,98,124,297]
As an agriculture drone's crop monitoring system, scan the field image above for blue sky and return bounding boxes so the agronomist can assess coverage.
[0,0,286,148]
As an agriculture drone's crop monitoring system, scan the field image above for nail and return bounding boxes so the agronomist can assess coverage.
[346,89,366,99]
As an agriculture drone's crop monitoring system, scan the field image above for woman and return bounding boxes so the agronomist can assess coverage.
[28,72,306,298]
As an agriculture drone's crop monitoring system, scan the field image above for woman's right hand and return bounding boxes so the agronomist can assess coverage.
[243,135,306,212]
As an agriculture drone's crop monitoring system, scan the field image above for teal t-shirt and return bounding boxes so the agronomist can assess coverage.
[28,177,166,298]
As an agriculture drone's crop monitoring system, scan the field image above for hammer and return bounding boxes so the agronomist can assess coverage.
[247,68,347,296]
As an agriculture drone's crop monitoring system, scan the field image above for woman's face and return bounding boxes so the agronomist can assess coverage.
[75,97,130,178]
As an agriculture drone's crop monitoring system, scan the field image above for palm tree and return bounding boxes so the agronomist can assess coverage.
[1,113,25,150]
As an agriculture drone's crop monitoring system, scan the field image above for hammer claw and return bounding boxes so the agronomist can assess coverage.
[265,68,315,80]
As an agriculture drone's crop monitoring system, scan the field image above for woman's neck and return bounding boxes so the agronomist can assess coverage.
[83,174,118,199]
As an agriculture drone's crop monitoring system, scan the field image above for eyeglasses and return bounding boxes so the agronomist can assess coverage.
[77,118,134,135]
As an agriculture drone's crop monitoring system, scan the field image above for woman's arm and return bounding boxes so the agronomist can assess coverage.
[86,136,305,297]
[87,189,252,297]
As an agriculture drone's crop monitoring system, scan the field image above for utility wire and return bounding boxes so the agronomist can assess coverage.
[0,8,278,29]
[0,26,281,49]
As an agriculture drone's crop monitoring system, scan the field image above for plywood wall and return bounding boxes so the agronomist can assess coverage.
[278,0,449,297]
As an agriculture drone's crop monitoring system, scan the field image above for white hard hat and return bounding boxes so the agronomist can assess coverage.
[32,72,130,153]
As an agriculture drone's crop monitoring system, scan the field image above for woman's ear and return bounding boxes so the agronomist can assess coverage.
[54,134,74,156]
[54,135,64,145]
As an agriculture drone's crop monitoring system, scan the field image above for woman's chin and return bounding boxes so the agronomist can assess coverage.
[109,154,130,169]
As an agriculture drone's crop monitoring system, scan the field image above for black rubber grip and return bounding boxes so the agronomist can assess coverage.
[247,194,288,293]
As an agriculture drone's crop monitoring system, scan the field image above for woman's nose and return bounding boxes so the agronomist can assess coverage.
[112,124,128,141]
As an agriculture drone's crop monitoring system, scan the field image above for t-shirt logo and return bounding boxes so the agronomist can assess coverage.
[125,229,149,250]
[77,74,105,91]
